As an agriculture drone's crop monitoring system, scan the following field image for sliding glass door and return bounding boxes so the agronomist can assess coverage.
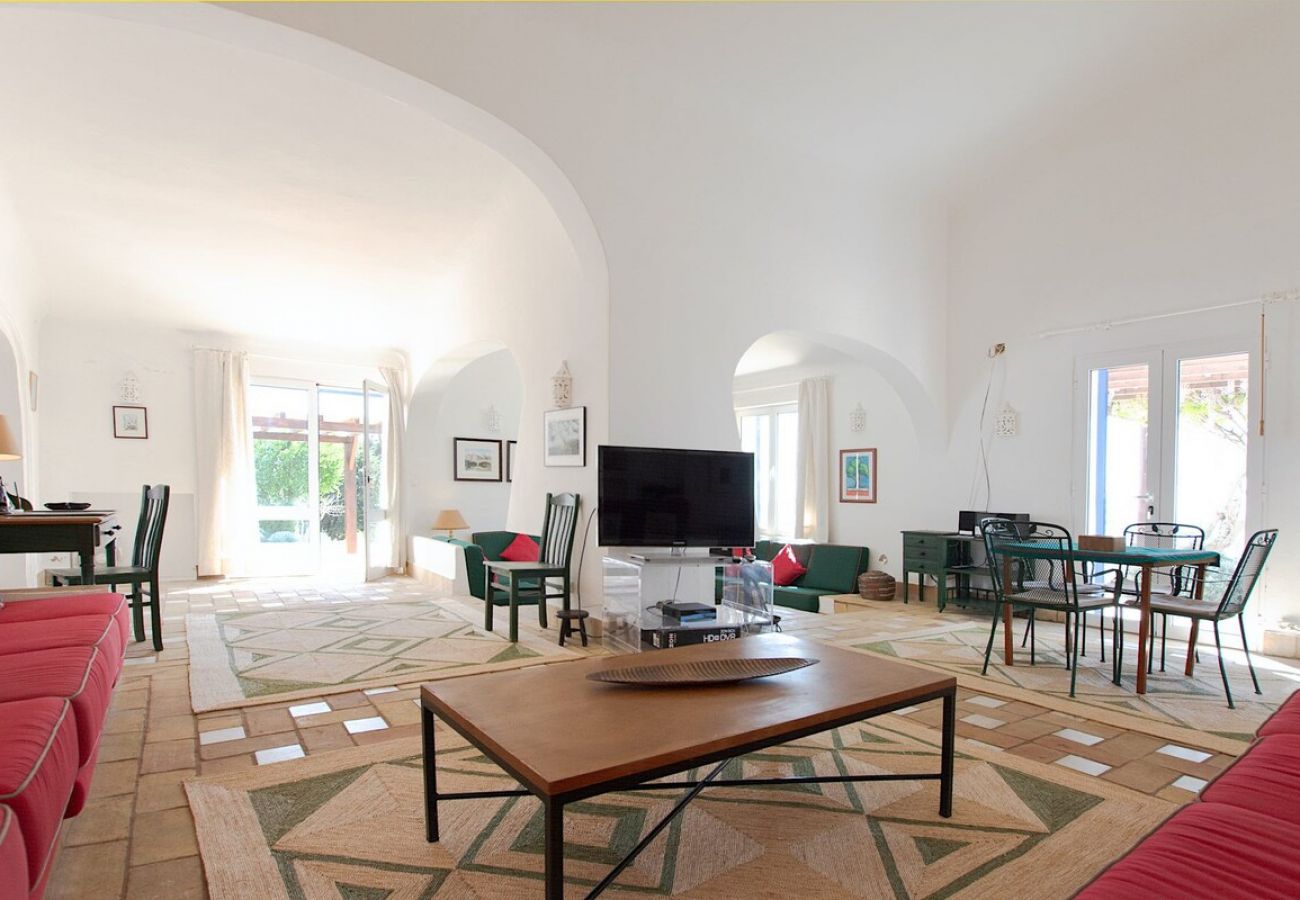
[363,380,390,580]
[250,382,319,575]
[1081,344,1255,554]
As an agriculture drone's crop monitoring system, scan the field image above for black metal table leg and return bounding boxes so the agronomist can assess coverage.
[422,706,439,842]
[544,799,564,899]
[940,689,955,818]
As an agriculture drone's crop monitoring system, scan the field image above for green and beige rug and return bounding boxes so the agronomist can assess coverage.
[818,616,1290,752]
[187,598,581,713]
[187,714,1173,899]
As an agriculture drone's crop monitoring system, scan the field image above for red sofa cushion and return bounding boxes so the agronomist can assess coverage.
[500,533,540,562]
[771,544,807,586]
[0,806,27,900]
[0,646,115,769]
[1257,690,1300,737]
[0,593,128,652]
[1200,734,1300,827]
[0,699,78,897]
[1077,802,1300,899]
[0,614,123,663]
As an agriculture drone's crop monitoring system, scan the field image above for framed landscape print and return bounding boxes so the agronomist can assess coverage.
[113,405,148,440]
[453,437,503,482]
[506,440,517,482]
[544,406,586,467]
[839,448,876,503]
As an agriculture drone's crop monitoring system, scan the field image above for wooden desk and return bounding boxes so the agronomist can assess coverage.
[998,542,1219,695]
[421,633,956,898]
[0,511,121,583]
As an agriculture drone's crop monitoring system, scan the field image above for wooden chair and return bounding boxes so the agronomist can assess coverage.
[49,484,170,651]
[1147,528,1277,708]
[482,493,580,642]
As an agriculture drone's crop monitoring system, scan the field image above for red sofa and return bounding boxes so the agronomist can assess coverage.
[0,593,128,899]
[1077,689,1300,899]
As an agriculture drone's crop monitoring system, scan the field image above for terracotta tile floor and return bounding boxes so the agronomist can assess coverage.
[42,578,1237,899]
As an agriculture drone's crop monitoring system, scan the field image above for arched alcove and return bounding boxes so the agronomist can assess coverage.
[731,331,951,578]
[0,329,26,585]
[406,343,524,538]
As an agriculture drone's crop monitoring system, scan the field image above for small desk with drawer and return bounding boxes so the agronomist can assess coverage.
[900,530,986,610]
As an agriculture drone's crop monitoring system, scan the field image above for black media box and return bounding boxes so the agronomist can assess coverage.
[644,625,742,649]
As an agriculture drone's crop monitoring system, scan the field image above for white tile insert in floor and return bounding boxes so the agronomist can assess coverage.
[255,744,306,765]
[343,716,389,735]
[967,696,1007,709]
[1054,728,1104,747]
[363,687,399,696]
[1171,775,1208,793]
[1055,755,1111,777]
[893,706,919,716]
[961,714,1005,730]
[1157,744,1212,764]
[198,726,247,746]
[288,701,331,718]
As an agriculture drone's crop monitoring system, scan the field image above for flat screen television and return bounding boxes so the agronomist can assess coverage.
[598,445,755,548]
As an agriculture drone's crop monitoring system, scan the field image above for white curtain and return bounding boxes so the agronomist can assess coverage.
[194,349,254,577]
[379,366,407,573]
[794,376,831,542]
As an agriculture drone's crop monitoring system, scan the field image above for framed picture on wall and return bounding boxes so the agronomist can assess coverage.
[453,437,503,482]
[544,406,586,467]
[506,440,517,482]
[112,405,149,440]
[839,448,876,503]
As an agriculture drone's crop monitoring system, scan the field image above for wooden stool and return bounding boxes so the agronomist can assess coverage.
[556,608,589,647]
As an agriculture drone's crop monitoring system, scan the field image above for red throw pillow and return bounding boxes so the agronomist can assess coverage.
[500,533,540,562]
[771,544,807,586]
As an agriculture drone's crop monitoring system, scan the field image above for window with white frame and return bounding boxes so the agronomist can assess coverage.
[737,403,798,540]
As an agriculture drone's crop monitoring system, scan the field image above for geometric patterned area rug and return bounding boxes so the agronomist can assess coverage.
[186,714,1174,899]
[187,598,580,713]
[836,618,1294,753]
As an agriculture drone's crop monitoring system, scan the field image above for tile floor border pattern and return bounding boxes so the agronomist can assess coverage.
[42,578,1247,899]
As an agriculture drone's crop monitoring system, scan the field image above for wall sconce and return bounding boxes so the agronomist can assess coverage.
[552,361,573,409]
[849,402,867,433]
[994,402,1019,438]
[119,371,141,404]
[485,404,502,433]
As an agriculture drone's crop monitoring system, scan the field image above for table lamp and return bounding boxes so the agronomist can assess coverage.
[432,508,469,538]
[0,415,21,515]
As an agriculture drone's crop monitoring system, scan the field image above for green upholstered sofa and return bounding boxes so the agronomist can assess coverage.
[436,531,541,604]
[716,540,870,613]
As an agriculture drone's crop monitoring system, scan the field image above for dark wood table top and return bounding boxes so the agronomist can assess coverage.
[0,511,118,527]
[422,632,954,796]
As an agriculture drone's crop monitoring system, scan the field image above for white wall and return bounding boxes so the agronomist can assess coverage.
[406,349,521,538]
[945,13,1300,629]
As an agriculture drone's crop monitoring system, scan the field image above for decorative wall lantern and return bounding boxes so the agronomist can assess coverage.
[552,361,573,408]
[119,371,141,404]
[849,402,867,433]
[484,404,502,433]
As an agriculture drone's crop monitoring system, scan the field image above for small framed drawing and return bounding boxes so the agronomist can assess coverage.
[506,440,517,482]
[839,448,876,503]
[112,405,149,440]
[453,438,502,482]
[544,406,586,467]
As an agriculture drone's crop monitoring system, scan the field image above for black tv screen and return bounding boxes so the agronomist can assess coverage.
[598,446,755,548]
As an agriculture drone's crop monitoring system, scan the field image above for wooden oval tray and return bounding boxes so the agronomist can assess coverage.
[586,656,818,687]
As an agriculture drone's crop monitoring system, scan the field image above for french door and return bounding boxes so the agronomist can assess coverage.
[1079,343,1257,555]
[362,380,391,580]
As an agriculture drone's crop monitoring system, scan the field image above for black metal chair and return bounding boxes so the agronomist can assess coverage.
[50,484,170,651]
[981,519,1125,697]
[482,493,580,643]
[1120,522,1206,674]
[1146,528,1277,708]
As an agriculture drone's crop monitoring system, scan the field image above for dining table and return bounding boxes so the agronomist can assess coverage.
[998,541,1220,694]
[0,510,121,583]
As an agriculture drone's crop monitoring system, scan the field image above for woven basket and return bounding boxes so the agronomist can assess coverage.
[858,570,897,601]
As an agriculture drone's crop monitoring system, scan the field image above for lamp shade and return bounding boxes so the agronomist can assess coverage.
[0,415,20,461]
[432,509,469,533]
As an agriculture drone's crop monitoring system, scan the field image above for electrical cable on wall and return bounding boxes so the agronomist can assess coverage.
[968,346,1003,509]
[572,505,598,612]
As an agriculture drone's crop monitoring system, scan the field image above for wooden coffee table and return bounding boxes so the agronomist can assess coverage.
[421,633,956,898]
